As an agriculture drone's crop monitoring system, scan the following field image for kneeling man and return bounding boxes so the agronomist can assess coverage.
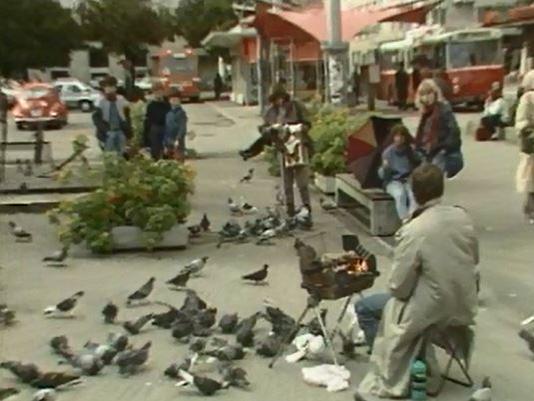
[356,164,479,398]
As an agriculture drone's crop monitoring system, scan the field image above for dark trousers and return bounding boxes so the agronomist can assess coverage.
[355,293,391,350]
[282,164,311,216]
[397,90,408,110]
[149,125,165,160]
[481,114,504,134]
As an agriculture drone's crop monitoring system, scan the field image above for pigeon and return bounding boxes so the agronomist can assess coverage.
[15,159,23,174]
[205,344,245,362]
[306,308,328,336]
[200,213,211,232]
[0,388,19,401]
[183,257,209,276]
[241,201,258,214]
[194,307,218,329]
[50,335,73,358]
[180,290,208,314]
[102,301,119,324]
[320,197,338,211]
[236,313,260,347]
[23,160,33,177]
[220,365,250,388]
[63,352,104,376]
[151,302,182,329]
[107,332,129,352]
[239,168,254,183]
[171,316,195,340]
[115,341,151,375]
[164,357,195,379]
[218,313,239,334]
[42,247,69,265]
[263,306,297,338]
[242,264,269,284]
[256,229,276,245]
[127,277,155,305]
[469,377,492,401]
[256,335,283,357]
[0,361,41,383]
[83,341,118,365]
[178,370,225,396]
[44,291,84,317]
[187,225,202,238]
[123,313,154,335]
[166,270,191,288]
[19,182,29,193]
[31,371,83,389]
[228,198,242,215]
[8,221,32,242]
[0,305,16,326]
[519,328,534,353]
[32,389,57,401]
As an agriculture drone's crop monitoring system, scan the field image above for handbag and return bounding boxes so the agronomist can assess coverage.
[520,127,534,155]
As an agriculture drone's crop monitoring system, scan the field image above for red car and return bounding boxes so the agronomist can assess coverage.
[12,83,68,130]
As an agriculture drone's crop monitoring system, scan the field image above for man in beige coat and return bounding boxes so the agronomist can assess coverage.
[356,164,479,398]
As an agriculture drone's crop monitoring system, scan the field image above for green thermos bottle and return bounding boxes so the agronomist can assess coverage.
[410,359,427,401]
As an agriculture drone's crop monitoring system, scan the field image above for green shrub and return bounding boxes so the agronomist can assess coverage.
[48,154,195,253]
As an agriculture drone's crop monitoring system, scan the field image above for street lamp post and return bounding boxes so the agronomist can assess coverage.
[322,0,349,104]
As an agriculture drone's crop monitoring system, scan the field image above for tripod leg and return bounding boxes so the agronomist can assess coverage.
[330,295,354,340]
[269,304,311,369]
[314,307,339,366]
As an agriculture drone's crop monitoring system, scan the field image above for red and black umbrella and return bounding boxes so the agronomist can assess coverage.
[346,115,402,189]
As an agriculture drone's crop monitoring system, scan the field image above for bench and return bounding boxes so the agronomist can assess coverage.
[335,173,400,236]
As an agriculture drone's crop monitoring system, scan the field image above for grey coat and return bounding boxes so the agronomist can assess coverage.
[359,202,479,398]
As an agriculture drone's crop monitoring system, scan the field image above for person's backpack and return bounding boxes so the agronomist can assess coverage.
[520,127,534,155]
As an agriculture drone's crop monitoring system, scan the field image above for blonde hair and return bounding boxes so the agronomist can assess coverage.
[522,70,534,92]
[415,78,445,110]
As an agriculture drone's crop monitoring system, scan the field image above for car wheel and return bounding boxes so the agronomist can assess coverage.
[79,100,93,112]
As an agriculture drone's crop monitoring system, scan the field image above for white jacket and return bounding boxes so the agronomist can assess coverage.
[515,91,534,193]
[515,91,534,132]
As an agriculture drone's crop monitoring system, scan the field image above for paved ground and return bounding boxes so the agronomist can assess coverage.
[0,102,533,400]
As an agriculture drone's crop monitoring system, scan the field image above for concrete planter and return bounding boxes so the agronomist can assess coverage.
[111,225,188,251]
[314,173,337,194]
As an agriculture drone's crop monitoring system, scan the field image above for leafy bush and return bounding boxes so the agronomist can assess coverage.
[310,108,372,176]
[49,154,195,253]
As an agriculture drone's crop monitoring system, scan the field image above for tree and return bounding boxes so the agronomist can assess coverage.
[0,0,82,77]
[78,0,172,60]
[174,0,237,48]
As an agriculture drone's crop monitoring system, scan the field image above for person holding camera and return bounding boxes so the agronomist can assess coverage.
[515,70,534,224]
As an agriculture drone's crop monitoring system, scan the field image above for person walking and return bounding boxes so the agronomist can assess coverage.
[144,82,170,160]
[92,76,130,154]
[352,66,361,104]
[165,88,188,159]
[395,63,409,110]
[129,87,146,151]
[414,79,463,179]
[213,73,224,101]
[379,124,420,220]
[515,70,534,224]
[355,164,479,399]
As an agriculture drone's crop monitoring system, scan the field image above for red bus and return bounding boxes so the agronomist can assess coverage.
[151,49,201,102]
[378,28,504,107]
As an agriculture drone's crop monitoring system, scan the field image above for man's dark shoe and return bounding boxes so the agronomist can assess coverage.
[519,329,534,353]
[239,150,249,161]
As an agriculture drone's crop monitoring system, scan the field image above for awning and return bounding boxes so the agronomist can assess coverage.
[252,1,439,43]
[483,4,534,28]
[202,25,257,48]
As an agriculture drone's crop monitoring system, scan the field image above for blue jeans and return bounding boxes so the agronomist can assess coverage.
[385,180,416,220]
[105,130,126,154]
[355,293,392,350]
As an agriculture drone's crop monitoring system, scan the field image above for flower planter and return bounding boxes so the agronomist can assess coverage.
[314,173,337,194]
[111,225,188,251]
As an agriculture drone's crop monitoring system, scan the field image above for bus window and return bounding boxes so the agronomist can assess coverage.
[160,56,194,74]
[380,51,399,70]
[448,39,500,69]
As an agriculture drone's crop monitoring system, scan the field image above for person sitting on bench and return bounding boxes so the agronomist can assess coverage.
[379,124,421,221]
[354,164,479,399]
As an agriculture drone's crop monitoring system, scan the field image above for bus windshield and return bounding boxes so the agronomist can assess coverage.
[448,39,500,68]
[160,56,194,74]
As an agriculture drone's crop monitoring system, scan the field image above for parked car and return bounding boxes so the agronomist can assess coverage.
[0,81,21,109]
[12,83,68,130]
[54,79,101,112]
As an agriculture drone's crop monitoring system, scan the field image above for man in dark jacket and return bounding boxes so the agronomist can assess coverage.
[144,83,171,160]
[395,63,409,110]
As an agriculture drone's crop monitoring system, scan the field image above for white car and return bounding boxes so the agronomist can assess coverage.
[53,79,101,112]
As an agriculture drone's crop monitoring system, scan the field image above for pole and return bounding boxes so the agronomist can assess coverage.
[34,121,44,165]
[0,92,7,182]
[323,0,349,105]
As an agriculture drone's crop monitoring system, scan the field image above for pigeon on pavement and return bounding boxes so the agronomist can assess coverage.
[220,365,250,389]
[200,213,211,232]
[123,313,154,335]
[218,313,239,334]
[469,377,492,401]
[127,277,155,306]
[194,307,218,329]
[0,361,41,383]
[166,270,191,288]
[235,313,260,347]
[241,200,258,214]
[151,302,182,329]
[180,290,208,314]
[50,335,73,358]
[205,344,245,362]
[102,301,119,324]
[242,264,269,284]
[0,388,19,401]
[263,305,297,338]
[256,229,276,245]
[8,221,32,242]
[228,198,242,215]
[42,247,69,266]
[115,341,151,375]
[23,160,33,177]
[183,257,209,276]
[239,168,254,183]
[0,305,16,326]
[178,370,225,396]
[107,332,129,352]
[15,159,23,174]
[32,389,57,401]
[62,352,104,376]
[83,341,118,365]
[44,291,84,317]
[187,225,202,238]
[171,315,195,340]
[31,371,83,389]
[256,334,283,358]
